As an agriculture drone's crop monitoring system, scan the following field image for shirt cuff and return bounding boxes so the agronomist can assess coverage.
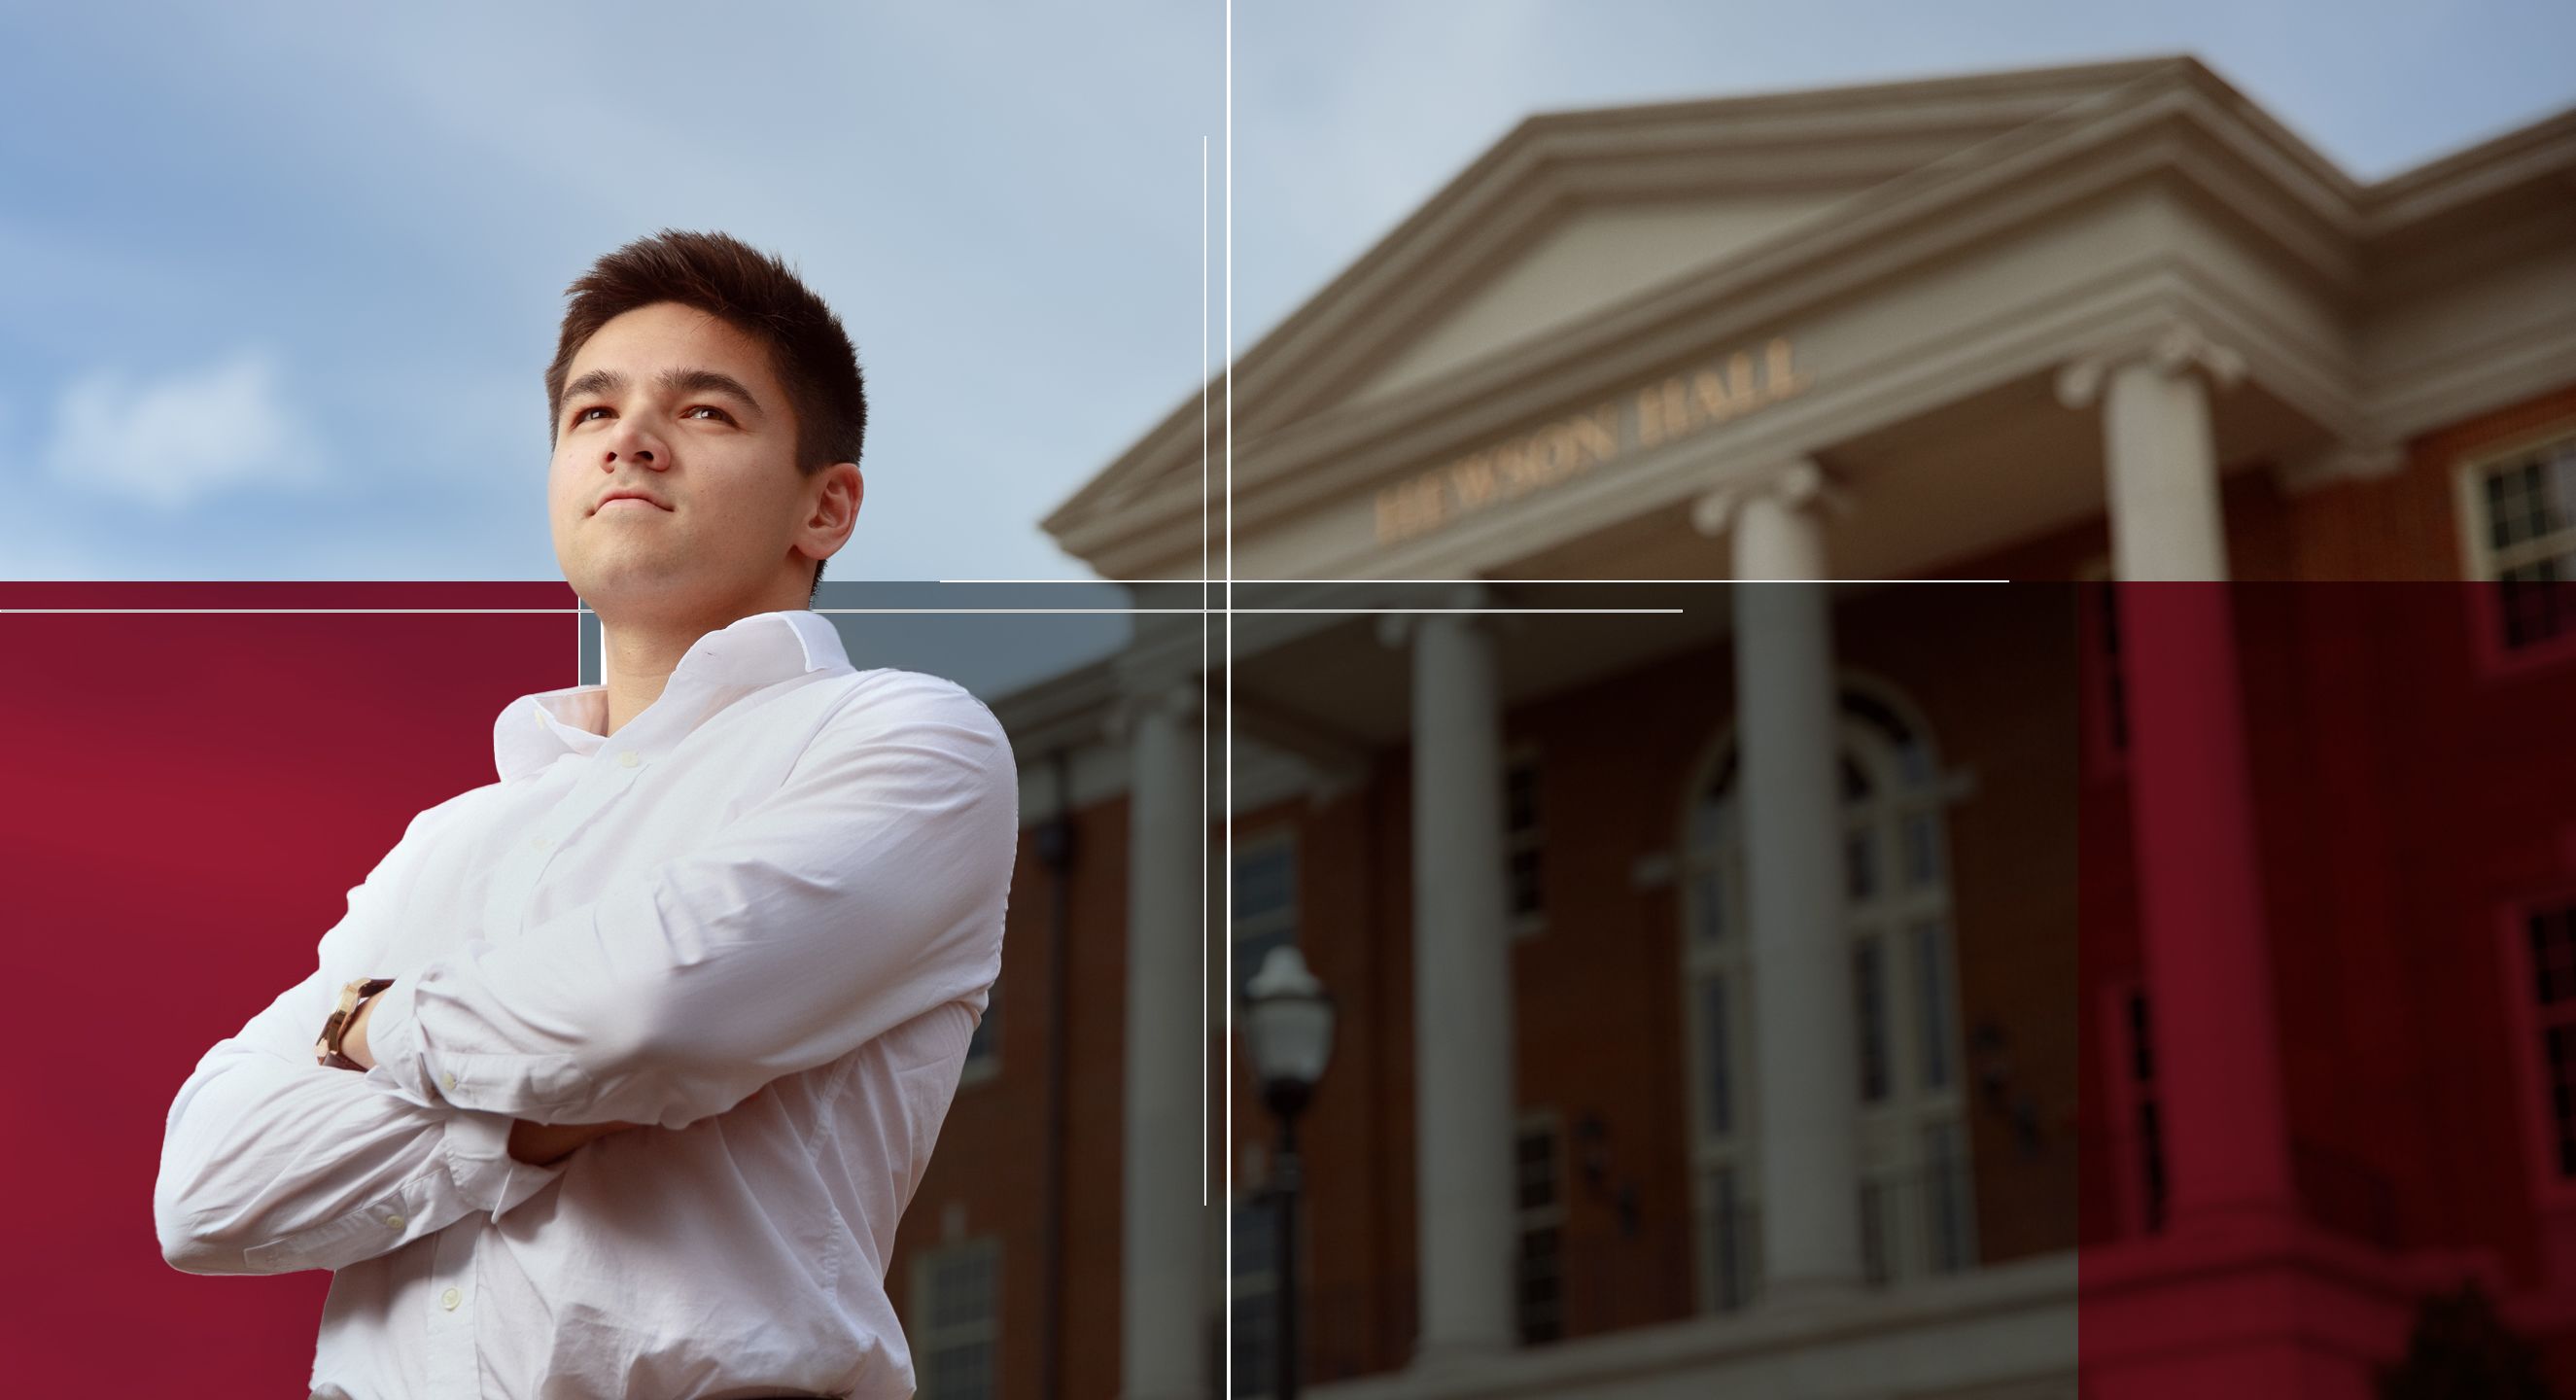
[442,1109,568,1224]
[358,974,434,1104]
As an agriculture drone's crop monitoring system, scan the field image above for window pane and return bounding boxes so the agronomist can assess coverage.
[1902,810,1937,888]
[2498,460,2539,549]
[2529,904,2576,1005]
[1707,1166,1753,1312]
[2486,465,2516,551]
[1854,937,1888,1102]
[1231,1197,1282,1392]
[2499,447,2576,544]
[1517,1124,1558,1213]
[1691,863,1726,945]
[928,1256,971,1328]
[1701,974,1734,1136]
[1234,1197,1276,1280]
[1845,828,1877,900]
[2555,442,2576,533]
[1897,740,1933,789]
[2499,558,2576,650]
[1232,1292,1275,1398]
[918,1242,999,1400]
[922,1343,992,1400]
[1233,843,1295,921]
[1690,788,1734,854]
[2550,1025,2576,1180]
[1914,919,1951,1091]
[2140,1100,2168,1232]
[1509,846,1545,918]
[1859,1174,1887,1285]
[1924,1120,1969,1274]
[2096,585,2133,751]
[1516,1225,1563,1344]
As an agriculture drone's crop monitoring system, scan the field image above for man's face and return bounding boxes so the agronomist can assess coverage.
[548,300,828,617]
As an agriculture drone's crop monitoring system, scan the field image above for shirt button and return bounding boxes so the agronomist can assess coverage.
[386,1214,405,1229]
[442,1070,458,1091]
[530,835,551,850]
[618,750,640,767]
[441,1286,462,1311]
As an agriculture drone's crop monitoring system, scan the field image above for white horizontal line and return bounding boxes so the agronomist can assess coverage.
[2,606,1688,616]
[936,577,2015,584]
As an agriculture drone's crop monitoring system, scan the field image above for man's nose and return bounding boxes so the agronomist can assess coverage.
[604,421,663,465]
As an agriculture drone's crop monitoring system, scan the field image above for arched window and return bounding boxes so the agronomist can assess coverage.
[1678,676,1975,1312]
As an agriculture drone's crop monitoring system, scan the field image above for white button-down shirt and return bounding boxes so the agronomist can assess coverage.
[153,609,1020,1399]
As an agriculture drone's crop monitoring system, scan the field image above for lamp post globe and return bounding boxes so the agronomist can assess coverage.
[1245,944,1337,1117]
[1242,943,1336,1400]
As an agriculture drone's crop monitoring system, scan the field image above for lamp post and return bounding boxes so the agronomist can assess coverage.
[1243,944,1337,1400]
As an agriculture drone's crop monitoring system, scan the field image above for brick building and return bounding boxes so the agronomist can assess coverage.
[888,55,2576,1399]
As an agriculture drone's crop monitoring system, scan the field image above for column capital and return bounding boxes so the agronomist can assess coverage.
[1374,581,1526,650]
[1688,456,1854,541]
[1102,679,1201,745]
[2054,319,2247,411]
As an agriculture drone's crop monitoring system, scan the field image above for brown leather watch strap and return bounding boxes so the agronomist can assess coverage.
[317,976,395,1071]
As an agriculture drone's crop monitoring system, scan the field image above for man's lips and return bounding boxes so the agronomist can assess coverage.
[595,492,671,512]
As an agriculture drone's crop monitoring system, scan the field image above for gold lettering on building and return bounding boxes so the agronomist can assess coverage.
[1376,336,1811,545]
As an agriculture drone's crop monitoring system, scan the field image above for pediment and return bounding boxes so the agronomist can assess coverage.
[1337,191,1850,411]
[1043,56,2220,559]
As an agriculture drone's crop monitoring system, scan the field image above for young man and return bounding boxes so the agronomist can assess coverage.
[153,229,1020,1399]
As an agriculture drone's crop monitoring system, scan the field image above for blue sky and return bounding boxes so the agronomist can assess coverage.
[3,1,2571,605]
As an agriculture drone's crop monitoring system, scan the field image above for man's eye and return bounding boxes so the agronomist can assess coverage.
[570,404,731,425]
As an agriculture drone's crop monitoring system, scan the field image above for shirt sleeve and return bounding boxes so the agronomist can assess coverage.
[361,676,1021,1132]
[155,964,568,1276]
[155,794,575,1279]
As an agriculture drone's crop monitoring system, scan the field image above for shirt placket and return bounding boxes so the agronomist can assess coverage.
[430,747,650,1394]
[423,1212,480,1395]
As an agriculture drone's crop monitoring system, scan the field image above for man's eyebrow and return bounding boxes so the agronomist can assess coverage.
[561,367,766,418]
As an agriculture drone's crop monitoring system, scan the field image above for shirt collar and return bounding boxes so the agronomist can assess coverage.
[492,609,852,783]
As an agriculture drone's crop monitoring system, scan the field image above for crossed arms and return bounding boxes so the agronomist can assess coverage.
[154,679,1017,1276]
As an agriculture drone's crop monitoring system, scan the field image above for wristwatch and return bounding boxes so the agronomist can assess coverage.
[315,976,396,1070]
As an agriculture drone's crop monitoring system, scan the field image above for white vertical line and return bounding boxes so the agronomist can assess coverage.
[1223,0,1236,1384]
[1201,127,1213,1216]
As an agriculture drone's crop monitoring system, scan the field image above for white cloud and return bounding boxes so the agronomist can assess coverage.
[41,347,330,510]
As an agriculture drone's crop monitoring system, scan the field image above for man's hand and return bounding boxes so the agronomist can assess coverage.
[339,984,386,1070]
[504,1085,768,1166]
[340,979,772,1167]
[506,1116,647,1167]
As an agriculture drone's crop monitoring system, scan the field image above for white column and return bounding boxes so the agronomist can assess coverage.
[2062,325,2295,1235]
[1112,682,1209,1400]
[1377,584,1520,1370]
[1694,458,1864,1309]
[2055,321,2247,582]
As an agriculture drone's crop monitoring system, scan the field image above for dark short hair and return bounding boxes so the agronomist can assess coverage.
[545,228,865,603]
